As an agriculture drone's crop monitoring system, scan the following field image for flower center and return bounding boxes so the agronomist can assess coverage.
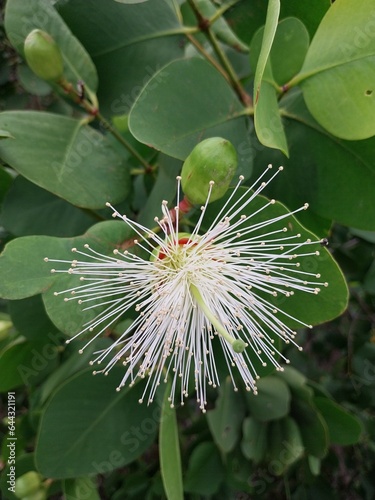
[153,235,247,354]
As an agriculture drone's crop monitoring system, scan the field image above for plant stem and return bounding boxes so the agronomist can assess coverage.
[205,28,252,106]
[187,0,251,106]
[58,78,153,173]
[209,0,242,25]
[95,111,153,173]
[185,33,231,83]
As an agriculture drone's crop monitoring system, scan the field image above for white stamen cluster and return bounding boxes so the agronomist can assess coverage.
[45,165,328,411]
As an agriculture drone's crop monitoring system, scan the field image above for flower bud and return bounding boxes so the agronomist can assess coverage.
[14,471,42,498]
[181,137,237,205]
[24,29,64,82]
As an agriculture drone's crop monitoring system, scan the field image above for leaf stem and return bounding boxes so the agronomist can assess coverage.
[187,0,251,106]
[185,33,231,83]
[209,0,242,24]
[58,78,153,173]
[95,111,153,173]
[206,28,252,106]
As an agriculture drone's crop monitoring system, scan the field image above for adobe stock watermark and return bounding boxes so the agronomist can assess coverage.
[339,9,375,58]
[50,125,106,178]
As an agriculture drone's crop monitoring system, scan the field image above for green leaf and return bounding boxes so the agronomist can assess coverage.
[207,376,246,453]
[8,295,59,341]
[0,220,131,302]
[18,64,52,97]
[252,0,288,154]
[0,111,130,209]
[57,0,184,115]
[129,58,253,176]
[63,477,100,500]
[276,366,307,389]
[251,17,310,87]
[267,417,304,474]
[272,18,310,85]
[1,177,96,237]
[254,91,375,230]
[192,0,248,53]
[5,0,98,104]
[35,370,158,478]
[241,417,268,463]
[0,337,59,391]
[254,80,288,155]
[184,442,224,495]
[291,387,329,458]
[253,0,280,103]
[225,0,329,45]
[39,338,112,403]
[138,154,181,228]
[250,17,309,155]
[314,396,363,445]
[246,375,291,421]
[298,0,375,140]
[159,380,183,500]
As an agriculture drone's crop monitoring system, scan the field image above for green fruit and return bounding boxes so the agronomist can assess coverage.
[181,137,237,205]
[14,471,42,498]
[24,29,64,82]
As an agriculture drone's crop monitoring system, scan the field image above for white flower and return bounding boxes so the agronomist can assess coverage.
[45,165,327,411]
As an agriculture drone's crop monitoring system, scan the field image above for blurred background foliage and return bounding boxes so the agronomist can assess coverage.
[0,0,375,499]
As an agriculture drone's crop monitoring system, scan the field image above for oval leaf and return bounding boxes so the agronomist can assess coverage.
[298,0,375,140]
[314,396,363,445]
[129,58,253,176]
[35,370,158,478]
[246,375,291,422]
[0,111,130,209]
[207,376,246,453]
[57,0,183,115]
[252,0,288,154]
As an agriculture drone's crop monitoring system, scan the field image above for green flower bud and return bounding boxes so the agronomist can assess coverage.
[14,471,42,499]
[181,137,237,205]
[24,29,64,82]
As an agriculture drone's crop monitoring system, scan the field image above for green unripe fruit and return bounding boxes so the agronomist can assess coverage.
[14,471,42,498]
[181,137,237,205]
[24,29,64,82]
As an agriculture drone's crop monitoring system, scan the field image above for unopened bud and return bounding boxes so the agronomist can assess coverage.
[14,471,43,499]
[181,137,237,205]
[24,29,64,82]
